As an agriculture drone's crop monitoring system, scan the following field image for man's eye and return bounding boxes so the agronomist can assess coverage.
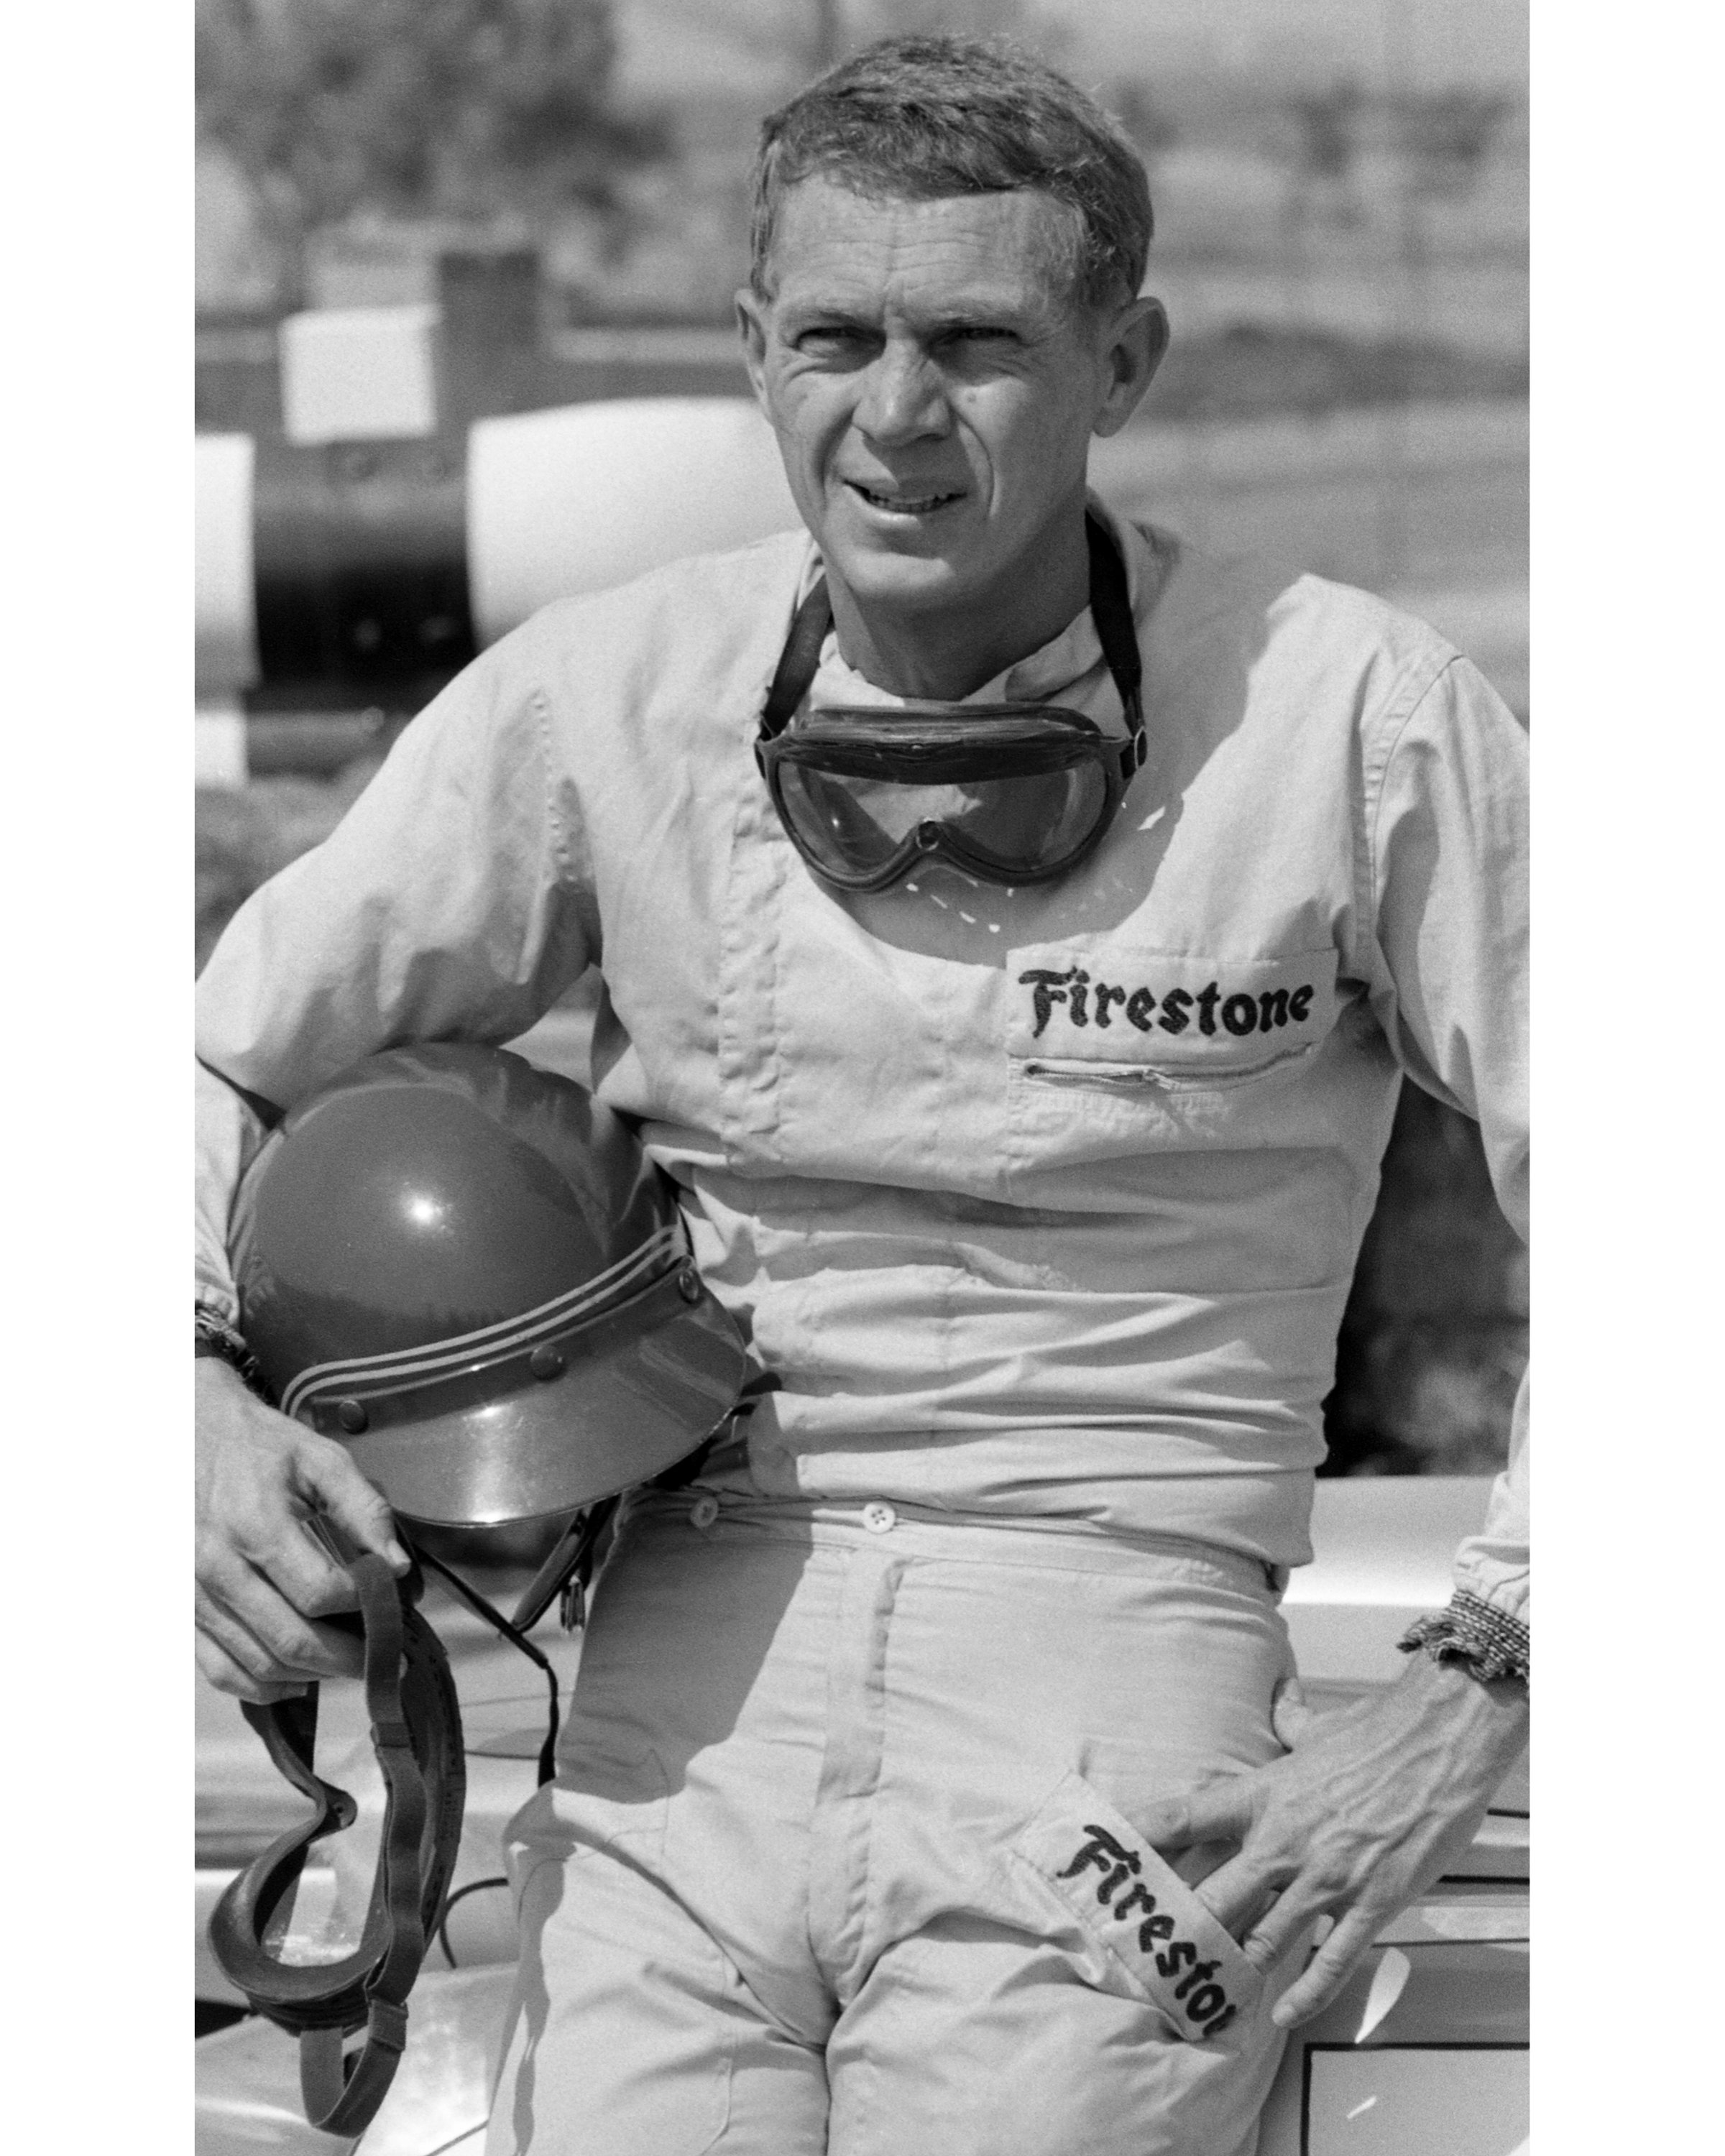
[796,326,869,356]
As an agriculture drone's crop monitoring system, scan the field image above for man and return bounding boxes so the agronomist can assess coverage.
[196,37,1528,2156]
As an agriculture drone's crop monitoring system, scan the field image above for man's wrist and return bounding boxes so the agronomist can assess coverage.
[196,1305,268,1398]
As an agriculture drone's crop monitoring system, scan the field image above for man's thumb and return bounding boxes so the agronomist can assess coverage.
[296,1437,410,1572]
[1270,1674,1315,1751]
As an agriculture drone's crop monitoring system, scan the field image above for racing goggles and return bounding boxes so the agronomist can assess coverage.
[207,1546,566,2139]
[756,514,1146,892]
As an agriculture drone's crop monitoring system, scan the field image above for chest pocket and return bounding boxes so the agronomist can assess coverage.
[1002,939,1340,1172]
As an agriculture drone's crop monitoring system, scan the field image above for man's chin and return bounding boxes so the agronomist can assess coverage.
[821,532,979,612]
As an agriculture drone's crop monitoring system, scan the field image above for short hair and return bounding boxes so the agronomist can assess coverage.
[750,35,1153,317]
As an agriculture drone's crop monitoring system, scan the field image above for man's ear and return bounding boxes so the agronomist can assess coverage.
[1092,295,1170,441]
[735,287,773,416]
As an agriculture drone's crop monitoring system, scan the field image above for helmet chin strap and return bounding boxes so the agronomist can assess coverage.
[507,1493,623,1637]
[409,1533,566,1785]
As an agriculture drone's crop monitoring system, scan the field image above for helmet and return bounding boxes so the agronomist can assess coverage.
[231,1042,749,1526]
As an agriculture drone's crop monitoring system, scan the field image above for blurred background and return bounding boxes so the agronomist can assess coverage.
[195,0,1528,1480]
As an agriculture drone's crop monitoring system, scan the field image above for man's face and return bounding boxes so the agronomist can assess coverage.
[738,178,1159,624]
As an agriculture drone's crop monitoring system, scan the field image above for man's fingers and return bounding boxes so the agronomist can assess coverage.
[198,1376,406,1700]
[1191,1851,1290,1941]
[293,1439,409,1572]
[228,1508,366,1622]
[1271,1904,1384,2027]
[211,1434,407,1622]
[1270,1675,1315,1751]
[1237,1883,1334,1976]
[196,1566,367,1685]
[193,1595,323,1699]
[1141,1779,1255,1854]
[196,1630,308,1705]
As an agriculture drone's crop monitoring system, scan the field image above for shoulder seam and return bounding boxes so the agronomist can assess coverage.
[1356,652,1463,946]
[530,685,574,889]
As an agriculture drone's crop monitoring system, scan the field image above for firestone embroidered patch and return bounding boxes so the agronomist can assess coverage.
[1016,967,1315,1044]
[1002,944,1340,1072]
[1015,1773,1262,2042]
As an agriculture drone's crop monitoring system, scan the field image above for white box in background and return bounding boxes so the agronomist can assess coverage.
[195,433,259,699]
[278,304,441,446]
[196,700,249,789]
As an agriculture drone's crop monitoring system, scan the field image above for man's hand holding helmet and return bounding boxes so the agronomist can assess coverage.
[196,1358,410,1703]
[195,1045,750,1703]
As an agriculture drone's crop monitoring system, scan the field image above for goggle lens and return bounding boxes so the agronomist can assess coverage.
[776,754,1113,885]
[754,517,1145,892]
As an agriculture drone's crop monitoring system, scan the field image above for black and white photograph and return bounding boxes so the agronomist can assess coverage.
[126,1,1683,2147]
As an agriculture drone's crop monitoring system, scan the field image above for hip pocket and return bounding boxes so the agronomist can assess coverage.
[506,1737,671,1879]
[561,1736,671,1858]
[1008,1769,1264,2044]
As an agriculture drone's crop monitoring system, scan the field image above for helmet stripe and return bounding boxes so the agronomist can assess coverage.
[281,1225,686,1418]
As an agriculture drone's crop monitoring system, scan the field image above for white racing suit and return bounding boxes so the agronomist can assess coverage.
[196,500,1528,2154]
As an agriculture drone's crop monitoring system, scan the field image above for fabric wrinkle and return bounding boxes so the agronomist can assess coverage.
[809,1542,904,2004]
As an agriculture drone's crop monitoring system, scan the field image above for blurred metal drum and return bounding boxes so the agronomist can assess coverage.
[466,395,800,643]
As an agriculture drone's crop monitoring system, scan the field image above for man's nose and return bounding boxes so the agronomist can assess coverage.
[855,342,950,446]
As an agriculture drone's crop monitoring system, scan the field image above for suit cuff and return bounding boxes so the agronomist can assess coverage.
[1398,1590,1529,1688]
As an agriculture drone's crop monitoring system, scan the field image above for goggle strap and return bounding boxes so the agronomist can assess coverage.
[239,1685,346,1830]
[1118,691,1146,780]
[1083,513,1146,770]
[298,2027,351,2129]
[293,1557,456,2137]
[212,1555,467,2139]
[1084,513,1142,693]
[299,1998,409,2137]
[760,576,836,739]
[760,511,1145,749]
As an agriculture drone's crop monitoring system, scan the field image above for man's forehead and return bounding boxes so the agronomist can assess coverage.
[765,177,1077,312]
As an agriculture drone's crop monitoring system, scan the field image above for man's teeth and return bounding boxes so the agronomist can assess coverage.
[855,484,957,511]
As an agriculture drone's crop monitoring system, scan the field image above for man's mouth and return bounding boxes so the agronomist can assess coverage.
[845,482,965,514]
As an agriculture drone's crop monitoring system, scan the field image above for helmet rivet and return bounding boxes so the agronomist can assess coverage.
[916,820,941,851]
[677,1265,702,1304]
[336,1398,369,1434]
[530,1344,566,1381]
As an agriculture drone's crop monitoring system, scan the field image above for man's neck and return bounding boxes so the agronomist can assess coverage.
[825,505,1093,701]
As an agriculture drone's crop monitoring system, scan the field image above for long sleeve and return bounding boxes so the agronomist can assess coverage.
[195,626,596,1319]
[1360,651,1530,1628]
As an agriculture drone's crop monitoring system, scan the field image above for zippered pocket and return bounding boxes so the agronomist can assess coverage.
[1019,1042,1317,1096]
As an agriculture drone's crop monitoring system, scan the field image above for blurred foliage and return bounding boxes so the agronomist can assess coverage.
[196,0,668,234]
[1323,1084,1524,1477]
[1108,79,1179,170]
[1286,78,1366,185]
[851,0,1044,47]
[1393,88,1517,197]
[1151,323,1525,422]
[196,763,383,972]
